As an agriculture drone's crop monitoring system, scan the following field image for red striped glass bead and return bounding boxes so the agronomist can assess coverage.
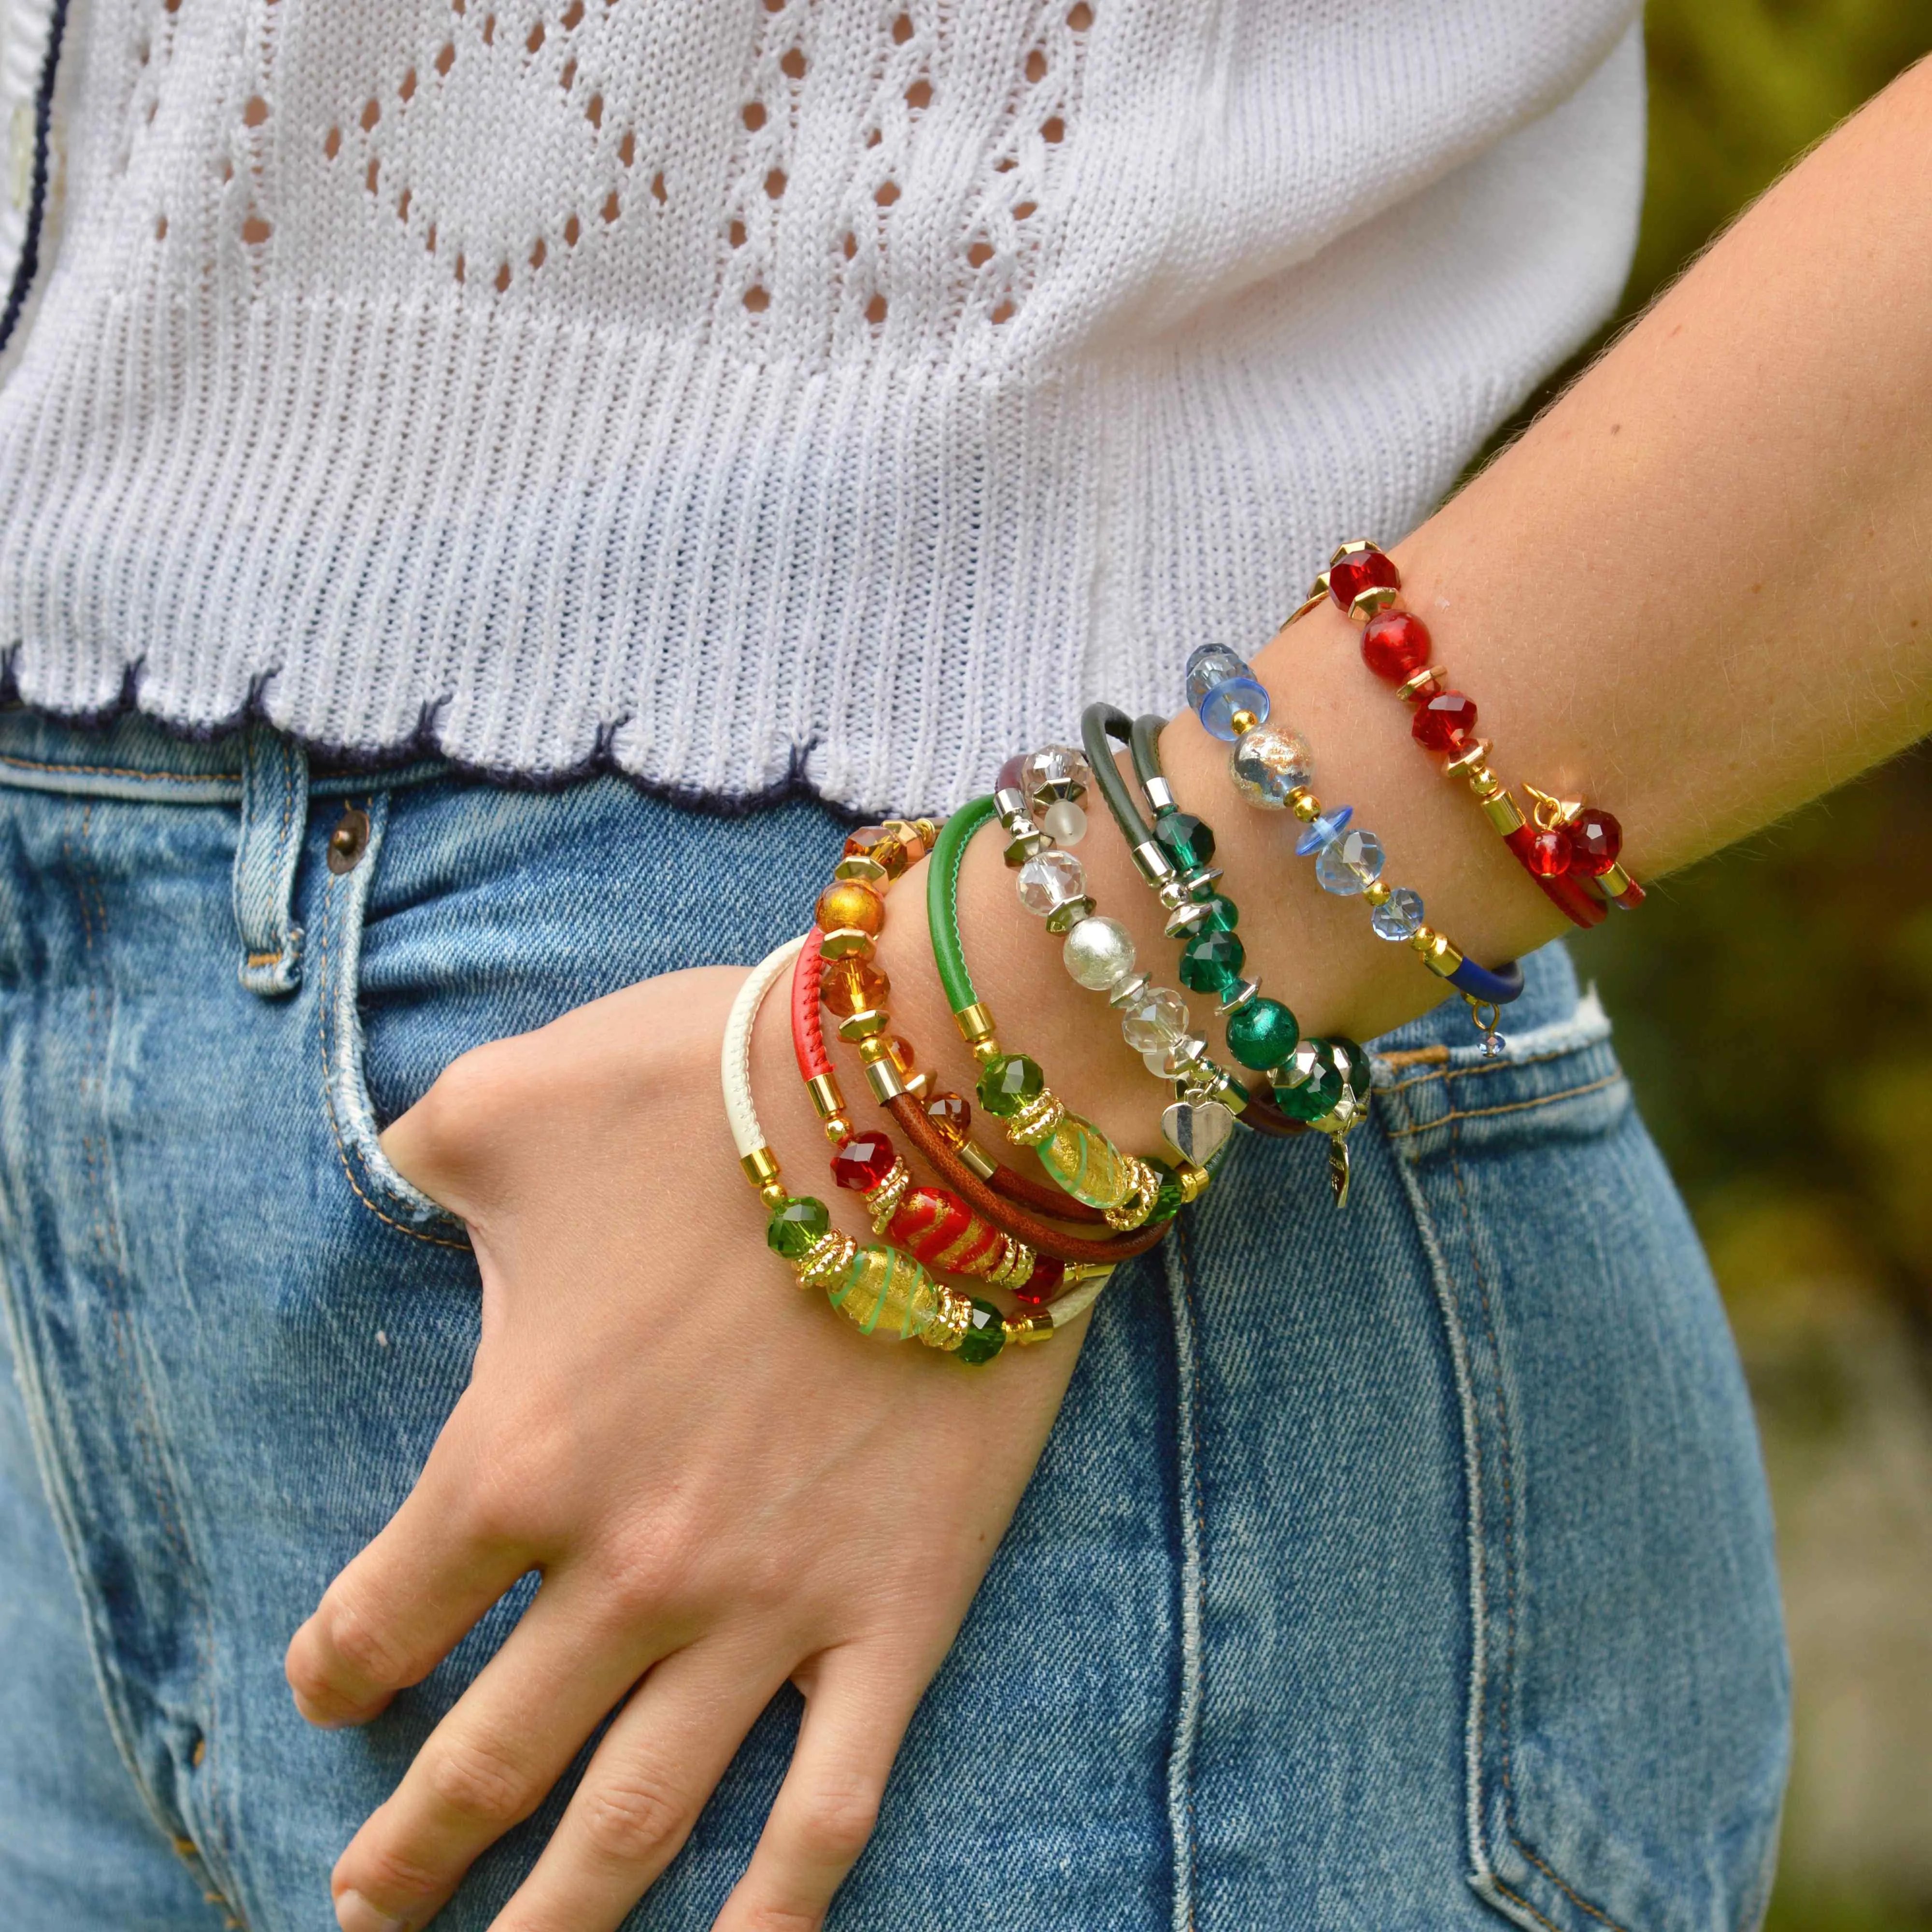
[1328,547,1400,613]
[1568,809,1622,876]
[1361,610,1431,682]
[1412,690,1478,753]
[889,1188,1002,1275]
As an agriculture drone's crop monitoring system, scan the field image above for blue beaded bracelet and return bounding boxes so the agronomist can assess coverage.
[1184,643,1524,1052]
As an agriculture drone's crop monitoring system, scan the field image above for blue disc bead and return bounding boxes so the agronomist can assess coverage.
[1199,675,1271,742]
[1294,804,1352,856]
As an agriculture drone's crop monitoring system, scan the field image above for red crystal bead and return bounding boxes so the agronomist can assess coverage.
[994,753,1029,794]
[1360,610,1431,682]
[925,1090,971,1146]
[1327,547,1400,614]
[1010,1254,1066,1307]
[831,1129,897,1191]
[1525,828,1573,877]
[1567,808,1622,876]
[1411,690,1478,753]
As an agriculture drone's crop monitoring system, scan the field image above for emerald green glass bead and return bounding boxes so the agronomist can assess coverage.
[1333,1037,1373,1103]
[766,1195,830,1260]
[1271,1039,1345,1121]
[977,1052,1044,1119]
[1195,893,1240,932]
[1178,928,1245,997]
[1152,810,1215,873]
[1225,994,1299,1071]
[957,1298,1008,1365]
[1145,1157,1186,1224]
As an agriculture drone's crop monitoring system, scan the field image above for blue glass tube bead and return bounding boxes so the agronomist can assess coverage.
[1199,676,1271,742]
[1184,644,1249,710]
[1315,826,1385,896]
[1294,804,1352,856]
[1370,885,1425,940]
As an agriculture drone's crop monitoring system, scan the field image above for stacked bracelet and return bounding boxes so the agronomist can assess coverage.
[1175,651,1525,1053]
[727,938,1113,1366]
[1286,542,1643,925]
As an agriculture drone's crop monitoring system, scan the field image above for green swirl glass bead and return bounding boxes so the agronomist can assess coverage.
[1225,994,1299,1072]
[766,1195,830,1259]
[827,1243,940,1340]
[1035,1110,1133,1211]
[957,1298,1008,1365]
[1179,928,1245,997]
[977,1052,1044,1118]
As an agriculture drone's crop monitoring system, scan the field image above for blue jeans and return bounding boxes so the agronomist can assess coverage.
[0,711,1788,1932]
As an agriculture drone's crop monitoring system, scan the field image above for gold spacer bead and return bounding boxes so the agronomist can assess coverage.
[832,853,888,885]
[837,1009,891,1042]
[954,1000,997,1046]
[1409,924,1438,953]
[1349,583,1400,621]
[822,1115,852,1145]
[1395,665,1447,703]
[970,1039,1003,1065]
[1287,787,1321,823]
[1176,1160,1212,1204]
[1362,879,1392,907]
[817,927,876,962]
[740,1147,783,1192]
[806,1073,845,1120]
[1006,1313,1056,1345]
[1006,1088,1067,1148]
[1228,708,1260,737]
[757,1180,790,1209]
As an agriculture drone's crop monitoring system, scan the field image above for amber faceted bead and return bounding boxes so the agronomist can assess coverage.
[844,825,909,879]
[881,1035,918,1079]
[925,1090,972,1147]
[821,956,890,1017]
[815,878,884,937]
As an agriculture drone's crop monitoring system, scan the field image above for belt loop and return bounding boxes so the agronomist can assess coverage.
[232,724,310,996]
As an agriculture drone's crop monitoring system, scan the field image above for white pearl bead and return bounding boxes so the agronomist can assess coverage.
[1062,915,1136,991]
[1041,799,1087,845]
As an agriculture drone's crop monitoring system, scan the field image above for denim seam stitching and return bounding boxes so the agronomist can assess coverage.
[0,751,246,784]
[1384,1042,1613,1097]
[66,804,234,1891]
[1449,1139,1637,1932]
[1163,1213,1206,1932]
[316,810,469,1252]
[1382,1074,1625,1139]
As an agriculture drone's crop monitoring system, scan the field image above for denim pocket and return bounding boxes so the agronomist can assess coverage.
[310,791,470,1252]
[1381,997,1789,1932]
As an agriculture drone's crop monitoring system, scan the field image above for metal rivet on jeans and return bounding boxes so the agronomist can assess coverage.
[327,807,370,875]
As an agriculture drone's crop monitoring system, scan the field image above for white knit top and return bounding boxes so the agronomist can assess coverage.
[0,0,1642,811]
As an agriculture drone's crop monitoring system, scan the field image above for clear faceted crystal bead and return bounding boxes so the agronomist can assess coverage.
[1017,849,1086,916]
[1229,724,1313,810]
[1062,915,1137,991]
[1143,1034,1206,1079]
[1020,745,1093,807]
[1040,799,1088,845]
[1120,984,1189,1052]
[1370,885,1425,940]
[1314,827,1385,896]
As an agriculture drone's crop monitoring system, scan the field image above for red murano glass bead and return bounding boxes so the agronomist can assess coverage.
[890,1187,1002,1275]
[1411,690,1478,753]
[1010,1254,1066,1307]
[1568,809,1622,876]
[831,1129,897,1192]
[1525,828,1573,877]
[1360,610,1431,682]
[925,1090,971,1146]
[1328,547,1400,613]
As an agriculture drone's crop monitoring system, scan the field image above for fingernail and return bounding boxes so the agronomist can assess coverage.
[334,1892,410,1932]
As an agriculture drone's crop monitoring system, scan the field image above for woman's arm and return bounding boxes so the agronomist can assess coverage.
[290,55,1932,1932]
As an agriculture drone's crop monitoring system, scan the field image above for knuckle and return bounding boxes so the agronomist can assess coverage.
[312,1586,414,1694]
[339,1840,448,1907]
[403,1041,526,1180]
[577,1770,692,1868]
[790,1776,881,1866]
[424,1728,538,1830]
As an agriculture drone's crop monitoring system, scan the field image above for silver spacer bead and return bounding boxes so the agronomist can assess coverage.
[1142,774,1176,814]
[1215,978,1260,1016]
[1107,969,1153,1009]
[1045,895,1097,935]
[1130,839,1177,886]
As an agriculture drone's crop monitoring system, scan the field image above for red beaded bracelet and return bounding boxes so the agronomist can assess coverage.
[1286,542,1644,926]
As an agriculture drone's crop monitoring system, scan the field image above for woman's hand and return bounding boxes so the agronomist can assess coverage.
[284,965,1086,1932]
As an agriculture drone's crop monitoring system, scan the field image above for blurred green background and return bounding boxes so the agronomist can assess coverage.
[1530,7,1932,1928]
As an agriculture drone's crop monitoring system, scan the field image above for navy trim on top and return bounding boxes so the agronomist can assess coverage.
[0,0,72,355]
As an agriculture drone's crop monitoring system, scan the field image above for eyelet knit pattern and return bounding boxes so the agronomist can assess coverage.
[0,0,1640,812]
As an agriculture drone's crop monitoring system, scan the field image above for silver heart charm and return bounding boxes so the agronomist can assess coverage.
[1162,1098,1235,1167]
